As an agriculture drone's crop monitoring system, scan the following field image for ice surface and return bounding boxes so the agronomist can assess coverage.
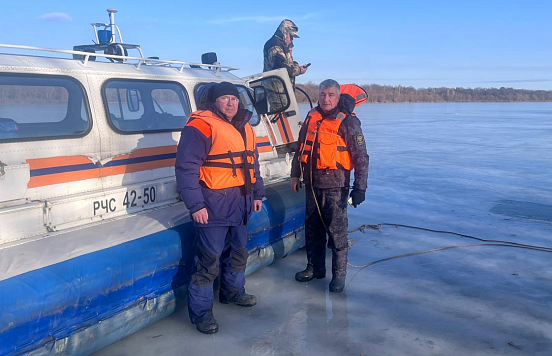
[94,102,552,356]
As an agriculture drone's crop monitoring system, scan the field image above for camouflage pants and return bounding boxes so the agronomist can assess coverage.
[305,187,349,276]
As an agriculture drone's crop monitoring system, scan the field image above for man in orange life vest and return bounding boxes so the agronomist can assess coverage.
[291,79,369,293]
[175,82,265,334]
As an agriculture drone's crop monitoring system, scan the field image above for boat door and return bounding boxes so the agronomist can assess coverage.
[243,68,302,147]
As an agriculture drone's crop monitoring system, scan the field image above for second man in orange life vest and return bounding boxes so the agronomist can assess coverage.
[291,79,369,293]
[175,82,265,334]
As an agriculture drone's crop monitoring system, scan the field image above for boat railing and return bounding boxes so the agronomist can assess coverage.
[0,43,239,74]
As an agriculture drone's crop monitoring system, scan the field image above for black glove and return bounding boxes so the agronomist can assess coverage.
[349,189,365,208]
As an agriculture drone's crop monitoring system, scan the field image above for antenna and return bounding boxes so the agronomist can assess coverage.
[107,8,118,44]
[73,8,143,60]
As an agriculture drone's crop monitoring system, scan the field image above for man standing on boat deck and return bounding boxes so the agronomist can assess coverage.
[263,19,309,87]
[291,79,369,293]
[175,82,265,334]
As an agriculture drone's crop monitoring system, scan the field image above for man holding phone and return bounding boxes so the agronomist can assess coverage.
[263,19,309,86]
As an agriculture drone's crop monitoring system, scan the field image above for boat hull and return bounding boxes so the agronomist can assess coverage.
[0,181,305,356]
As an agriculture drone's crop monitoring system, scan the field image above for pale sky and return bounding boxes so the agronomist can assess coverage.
[2,0,551,90]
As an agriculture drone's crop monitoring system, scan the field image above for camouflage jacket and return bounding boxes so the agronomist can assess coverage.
[263,34,302,85]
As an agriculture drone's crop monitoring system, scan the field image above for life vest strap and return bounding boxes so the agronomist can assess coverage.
[228,151,238,177]
[202,162,246,169]
[206,150,254,160]
[307,130,342,138]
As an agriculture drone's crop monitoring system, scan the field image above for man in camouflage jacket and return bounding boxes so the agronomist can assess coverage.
[263,19,308,86]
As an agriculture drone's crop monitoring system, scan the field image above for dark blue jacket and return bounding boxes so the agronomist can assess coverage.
[175,107,265,227]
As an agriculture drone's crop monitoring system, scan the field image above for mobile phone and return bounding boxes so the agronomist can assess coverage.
[304,63,311,68]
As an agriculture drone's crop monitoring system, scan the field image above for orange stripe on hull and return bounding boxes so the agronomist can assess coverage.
[111,145,177,161]
[28,170,101,188]
[27,157,176,188]
[100,159,175,177]
[27,156,94,170]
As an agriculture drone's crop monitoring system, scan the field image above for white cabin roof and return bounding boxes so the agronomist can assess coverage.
[0,44,242,82]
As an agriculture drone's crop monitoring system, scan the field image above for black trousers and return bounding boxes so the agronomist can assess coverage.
[304,186,349,276]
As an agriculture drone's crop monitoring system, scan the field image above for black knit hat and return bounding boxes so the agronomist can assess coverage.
[209,82,240,103]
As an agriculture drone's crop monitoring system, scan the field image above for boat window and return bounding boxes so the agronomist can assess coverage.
[236,85,260,126]
[193,83,260,126]
[103,80,190,134]
[249,76,290,115]
[0,74,91,142]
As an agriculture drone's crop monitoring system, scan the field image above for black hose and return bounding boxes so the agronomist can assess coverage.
[348,222,552,252]
[346,222,552,269]
[344,223,552,289]
[348,242,552,270]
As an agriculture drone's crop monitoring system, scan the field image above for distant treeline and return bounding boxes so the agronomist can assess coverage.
[295,82,552,103]
[3,82,551,104]
[0,86,69,103]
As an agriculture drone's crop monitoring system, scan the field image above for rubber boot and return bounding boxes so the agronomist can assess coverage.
[329,275,346,293]
[195,316,219,334]
[295,266,326,282]
[220,293,257,307]
[329,248,347,292]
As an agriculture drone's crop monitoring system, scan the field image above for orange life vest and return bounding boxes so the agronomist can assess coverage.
[186,110,257,189]
[299,108,353,170]
[340,84,368,107]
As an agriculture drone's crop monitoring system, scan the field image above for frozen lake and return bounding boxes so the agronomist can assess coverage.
[95,102,552,356]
